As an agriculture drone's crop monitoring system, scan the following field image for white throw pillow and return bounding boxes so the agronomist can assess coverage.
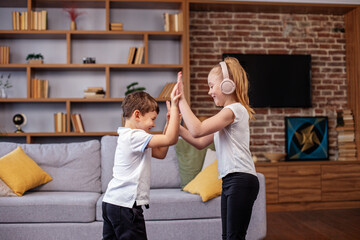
[202,148,217,171]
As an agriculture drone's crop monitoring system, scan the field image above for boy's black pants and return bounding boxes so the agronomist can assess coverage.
[102,202,147,240]
[221,172,259,240]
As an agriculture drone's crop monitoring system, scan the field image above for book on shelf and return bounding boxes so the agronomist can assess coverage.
[158,82,176,99]
[336,109,357,161]
[127,47,144,64]
[134,46,144,64]
[110,22,123,31]
[0,46,10,64]
[54,112,67,133]
[337,156,358,161]
[84,87,105,99]
[163,12,183,32]
[338,142,357,149]
[127,47,136,64]
[32,79,49,99]
[337,132,355,142]
[71,114,85,133]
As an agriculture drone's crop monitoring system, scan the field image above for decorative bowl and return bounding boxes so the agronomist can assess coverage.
[263,152,287,162]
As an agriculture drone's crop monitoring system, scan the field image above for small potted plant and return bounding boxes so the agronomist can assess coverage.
[125,82,146,96]
[26,53,44,64]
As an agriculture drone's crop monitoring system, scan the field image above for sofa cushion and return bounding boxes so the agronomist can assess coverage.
[0,191,100,223]
[0,140,101,193]
[101,136,181,192]
[0,146,52,196]
[183,160,222,202]
[96,189,221,221]
[175,138,215,189]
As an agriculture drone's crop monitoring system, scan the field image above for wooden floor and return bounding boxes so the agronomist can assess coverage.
[265,208,360,240]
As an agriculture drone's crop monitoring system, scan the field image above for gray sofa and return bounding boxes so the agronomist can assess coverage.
[0,136,266,240]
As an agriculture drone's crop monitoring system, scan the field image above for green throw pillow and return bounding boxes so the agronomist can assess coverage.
[175,138,215,189]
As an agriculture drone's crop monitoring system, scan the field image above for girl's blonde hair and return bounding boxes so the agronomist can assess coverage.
[214,57,255,120]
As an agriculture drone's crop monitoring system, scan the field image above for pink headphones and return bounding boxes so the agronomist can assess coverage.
[219,61,235,94]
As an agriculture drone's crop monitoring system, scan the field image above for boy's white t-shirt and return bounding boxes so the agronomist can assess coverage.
[103,127,153,208]
[214,103,257,179]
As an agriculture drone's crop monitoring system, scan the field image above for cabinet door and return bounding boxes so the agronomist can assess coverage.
[278,165,321,203]
[322,164,360,201]
[256,166,278,203]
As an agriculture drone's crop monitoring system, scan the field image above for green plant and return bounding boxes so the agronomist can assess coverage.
[125,82,146,96]
[26,53,44,61]
[0,74,12,89]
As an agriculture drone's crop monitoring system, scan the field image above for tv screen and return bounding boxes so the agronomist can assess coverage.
[223,54,312,108]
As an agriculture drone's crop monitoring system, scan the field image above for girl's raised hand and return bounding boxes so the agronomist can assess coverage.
[177,71,185,100]
[170,80,182,106]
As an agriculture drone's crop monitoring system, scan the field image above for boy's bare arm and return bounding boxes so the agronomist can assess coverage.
[152,101,171,159]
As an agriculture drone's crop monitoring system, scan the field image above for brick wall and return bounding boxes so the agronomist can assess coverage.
[189,11,347,161]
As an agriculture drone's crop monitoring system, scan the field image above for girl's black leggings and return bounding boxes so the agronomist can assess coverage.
[221,172,259,240]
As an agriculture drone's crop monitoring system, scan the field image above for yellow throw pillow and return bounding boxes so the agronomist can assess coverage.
[0,146,52,196]
[183,160,222,202]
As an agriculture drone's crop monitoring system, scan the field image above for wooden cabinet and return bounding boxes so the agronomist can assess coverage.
[255,165,278,204]
[256,161,360,211]
[322,164,360,201]
[0,0,189,143]
[278,165,321,203]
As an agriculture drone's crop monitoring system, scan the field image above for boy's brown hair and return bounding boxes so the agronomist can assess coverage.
[122,91,159,119]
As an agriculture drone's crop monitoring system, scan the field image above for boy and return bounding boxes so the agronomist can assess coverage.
[102,84,181,240]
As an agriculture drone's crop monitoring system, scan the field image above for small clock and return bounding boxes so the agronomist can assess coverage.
[13,113,27,133]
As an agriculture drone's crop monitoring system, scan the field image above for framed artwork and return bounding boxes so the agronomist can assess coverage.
[285,116,329,161]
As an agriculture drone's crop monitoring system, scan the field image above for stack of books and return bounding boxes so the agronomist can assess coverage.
[0,46,10,64]
[54,112,67,133]
[163,12,183,32]
[71,114,85,133]
[12,10,47,30]
[110,22,123,31]
[336,109,357,161]
[12,11,29,30]
[32,78,49,98]
[126,47,144,64]
[84,87,105,98]
[31,10,47,30]
[158,82,176,99]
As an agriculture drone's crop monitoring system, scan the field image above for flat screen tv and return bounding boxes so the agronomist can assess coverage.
[223,53,312,108]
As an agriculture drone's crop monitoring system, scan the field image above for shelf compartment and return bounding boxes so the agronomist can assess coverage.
[109,1,183,31]
[0,102,66,133]
[0,38,67,64]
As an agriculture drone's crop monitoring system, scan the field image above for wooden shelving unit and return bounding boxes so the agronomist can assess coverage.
[0,0,189,143]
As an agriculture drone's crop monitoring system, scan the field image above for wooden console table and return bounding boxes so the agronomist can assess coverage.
[256,161,360,212]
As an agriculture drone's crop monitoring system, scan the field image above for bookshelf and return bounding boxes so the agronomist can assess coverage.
[0,0,189,143]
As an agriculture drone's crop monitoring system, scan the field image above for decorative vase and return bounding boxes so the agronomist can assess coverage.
[70,20,76,30]
[0,88,7,98]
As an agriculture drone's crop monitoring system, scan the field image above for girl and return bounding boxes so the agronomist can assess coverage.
[177,57,259,240]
